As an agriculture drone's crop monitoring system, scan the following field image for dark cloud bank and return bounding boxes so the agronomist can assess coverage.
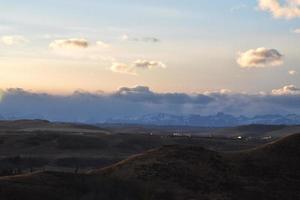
[0,86,300,123]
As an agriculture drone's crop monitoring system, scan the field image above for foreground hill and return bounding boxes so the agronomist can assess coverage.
[96,134,300,200]
[0,134,299,200]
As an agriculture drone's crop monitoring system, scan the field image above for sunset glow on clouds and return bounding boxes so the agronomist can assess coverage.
[110,60,166,75]
[237,48,283,68]
[259,0,300,19]
[0,0,299,118]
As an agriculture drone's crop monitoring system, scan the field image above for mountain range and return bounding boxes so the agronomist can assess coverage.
[106,112,300,127]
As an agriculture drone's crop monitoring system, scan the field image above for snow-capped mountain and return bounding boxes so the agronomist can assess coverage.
[106,113,300,127]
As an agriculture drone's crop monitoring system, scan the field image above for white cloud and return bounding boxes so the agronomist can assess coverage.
[49,38,89,49]
[289,70,297,75]
[237,47,283,68]
[1,35,29,46]
[258,0,300,19]
[272,85,300,95]
[110,60,166,75]
[110,63,137,75]
[204,89,232,95]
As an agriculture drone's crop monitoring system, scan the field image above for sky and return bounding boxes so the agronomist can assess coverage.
[0,0,300,120]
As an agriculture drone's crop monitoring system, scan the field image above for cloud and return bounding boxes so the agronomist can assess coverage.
[117,86,152,95]
[237,47,283,68]
[0,86,213,122]
[133,60,167,69]
[289,70,297,75]
[1,35,29,46]
[110,60,166,75]
[272,85,300,95]
[121,34,160,43]
[1,86,300,122]
[115,86,213,104]
[110,63,137,75]
[258,0,300,19]
[49,38,89,49]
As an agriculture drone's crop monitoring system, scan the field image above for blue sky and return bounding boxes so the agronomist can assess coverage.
[0,0,299,95]
[1,0,300,119]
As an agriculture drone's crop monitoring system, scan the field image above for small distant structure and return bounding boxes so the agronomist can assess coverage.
[172,132,192,138]
[262,136,272,140]
[173,132,182,137]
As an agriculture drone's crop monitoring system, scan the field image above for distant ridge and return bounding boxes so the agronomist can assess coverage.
[106,112,300,127]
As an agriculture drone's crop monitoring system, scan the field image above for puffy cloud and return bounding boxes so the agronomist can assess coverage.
[110,63,136,75]
[115,86,213,104]
[272,85,300,95]
[49,38,89,49]
[237,47,283,68]
[1,35,29,46]
[289,70,297,75]
[121,34,160,43]
[258,0,300,19]
[1,86,300,122]
[110,60,166,75]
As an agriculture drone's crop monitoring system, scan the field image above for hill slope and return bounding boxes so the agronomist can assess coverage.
[0,134,299,200]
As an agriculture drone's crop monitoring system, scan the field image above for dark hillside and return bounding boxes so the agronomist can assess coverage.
[0,134,298,200]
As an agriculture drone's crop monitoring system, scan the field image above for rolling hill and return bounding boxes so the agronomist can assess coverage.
[0,134,298,200]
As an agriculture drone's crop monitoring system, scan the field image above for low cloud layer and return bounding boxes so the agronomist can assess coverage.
[110,60,166,75]
[49,38,89,49]
[0,86,300,122]
[258,0,300,19]
[1,35,29,46]
[237,47,283,68]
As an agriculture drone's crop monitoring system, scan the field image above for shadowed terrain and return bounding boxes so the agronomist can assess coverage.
[0,131,298,200]
[0,120,281,175]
